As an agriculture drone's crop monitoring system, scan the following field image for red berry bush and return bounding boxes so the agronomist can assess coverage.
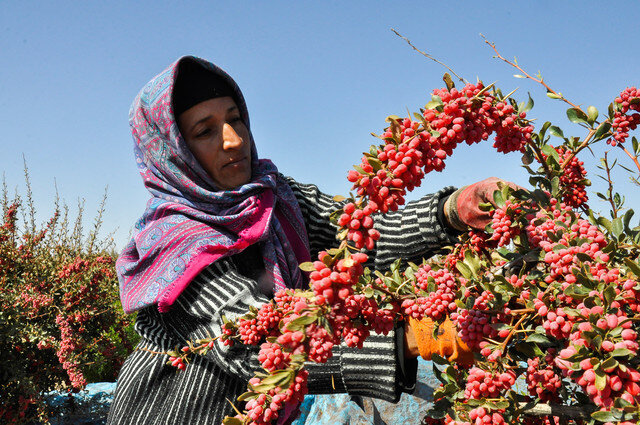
[0,180,138,424]
[164,54,640,423]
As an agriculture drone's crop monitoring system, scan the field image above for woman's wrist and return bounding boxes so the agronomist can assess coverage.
[443,188,468,231]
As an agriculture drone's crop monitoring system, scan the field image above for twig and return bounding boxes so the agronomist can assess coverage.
[526,140,553,180]
[619,143,640,174]
[500,313,530,352]
[561,128,596,169]
[390,28,467,84]
[517,402,595,419]
[602,152,619,218]
[481,34,581,111]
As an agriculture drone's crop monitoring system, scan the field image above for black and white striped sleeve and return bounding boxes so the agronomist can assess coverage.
[372,186,460,270]
[158,260,267,382]
[283,175,460,269]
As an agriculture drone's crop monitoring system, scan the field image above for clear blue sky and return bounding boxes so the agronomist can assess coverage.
[2,1,639,249]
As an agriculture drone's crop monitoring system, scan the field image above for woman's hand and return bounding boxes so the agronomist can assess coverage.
[443,177,520,230]
[406,317,474,365]
[404,321,420,358]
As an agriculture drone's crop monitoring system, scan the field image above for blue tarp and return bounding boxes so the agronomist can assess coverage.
[45,382,116,425]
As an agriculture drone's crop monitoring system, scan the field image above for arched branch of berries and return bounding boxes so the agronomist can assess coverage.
[163,72,640,425]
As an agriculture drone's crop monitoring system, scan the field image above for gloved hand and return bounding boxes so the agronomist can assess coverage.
[444,177,519,230]
[407,316,474,366]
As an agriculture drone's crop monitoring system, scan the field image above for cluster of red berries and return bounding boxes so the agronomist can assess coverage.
[242,370,309,424]
[555,147,588,208]
[526,200,607,284]
[464,366,516,399]
[526,355,562,402]
[609,87,640,146]
[337,201,381,250]
[467,407,505,425]
[425,83,533,156]
[450,308,497,350]
[488,200,522,246]
[410,266,459,320]
[308,251,367,305]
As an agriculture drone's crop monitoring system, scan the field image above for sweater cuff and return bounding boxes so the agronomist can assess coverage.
[416,186,461,246]
[338,330,403,402]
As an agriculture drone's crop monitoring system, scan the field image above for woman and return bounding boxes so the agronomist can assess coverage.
[108,56,504,424]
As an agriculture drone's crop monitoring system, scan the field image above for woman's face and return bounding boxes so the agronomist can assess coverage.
[177,96,252,190]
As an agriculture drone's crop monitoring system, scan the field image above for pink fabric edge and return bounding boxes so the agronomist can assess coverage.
[157,252,220,313]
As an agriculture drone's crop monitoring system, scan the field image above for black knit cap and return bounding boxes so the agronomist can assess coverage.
[172,57,235,118]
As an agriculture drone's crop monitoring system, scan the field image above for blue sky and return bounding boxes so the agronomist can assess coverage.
[2,1,639,249]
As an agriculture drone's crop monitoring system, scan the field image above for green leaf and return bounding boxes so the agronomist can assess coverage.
[513,74,526,79]
[623,209,635,230]
[353,165,367,175]
[367,156,383,171]
[223,418,244,425]
[299,262,315,272]
[541,144,561,164]
[237,391,258,401]
[456,262,473,279]
[611,217,623,239]
[624,258,640,278]
[593,122,612,140]
[287,314,317,328]
[591,409,622,422]
[594,368,607,391]
[546,91,562,99]
[550,176,560,197]
[431,354,449,365]
[597,216,613,232]
[587,105,599,124]
[521,92,534,113]
[493,189,506,208]
[385,115,400,123]
[526,333,551,344]
[548,126,564,138]
[567,108,589,124]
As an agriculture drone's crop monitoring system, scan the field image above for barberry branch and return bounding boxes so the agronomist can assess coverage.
[391,28,467,84]
[561,128,596,169]
[618,143,640,174]
[601,152,619,218]
[481,34,581,111]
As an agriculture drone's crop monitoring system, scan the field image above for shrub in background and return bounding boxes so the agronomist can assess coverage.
[0,175,138,424]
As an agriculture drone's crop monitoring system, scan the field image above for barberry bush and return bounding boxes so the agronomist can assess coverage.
[0,175,138,424]
[165,43,640,425]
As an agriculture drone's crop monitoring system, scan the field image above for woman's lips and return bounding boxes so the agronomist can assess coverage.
[223,156,248,168]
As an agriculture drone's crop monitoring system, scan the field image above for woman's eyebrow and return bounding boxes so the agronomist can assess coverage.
[189,115,213,133]
[189,107,240,133]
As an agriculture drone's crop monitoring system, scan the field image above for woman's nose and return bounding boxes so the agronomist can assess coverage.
[222,123,244,150]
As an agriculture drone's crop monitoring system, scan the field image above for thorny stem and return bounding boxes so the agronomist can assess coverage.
[391,28,467,85]
[619,143,640,174]
[527,140,553,179]
[500,313,531,353]
[602,152,619,218]
[561,128,596,169]
[481,34,581,111]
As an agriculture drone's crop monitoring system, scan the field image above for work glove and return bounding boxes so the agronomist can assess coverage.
[444,177,519,230]
[408,316,474,366]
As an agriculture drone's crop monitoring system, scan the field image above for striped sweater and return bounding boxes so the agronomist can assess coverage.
[106,178,458,425]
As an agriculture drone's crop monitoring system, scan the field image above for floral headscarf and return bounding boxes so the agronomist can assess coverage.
[117,56,310,314]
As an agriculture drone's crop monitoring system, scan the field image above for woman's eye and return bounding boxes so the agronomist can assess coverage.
[195,128,211,138]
